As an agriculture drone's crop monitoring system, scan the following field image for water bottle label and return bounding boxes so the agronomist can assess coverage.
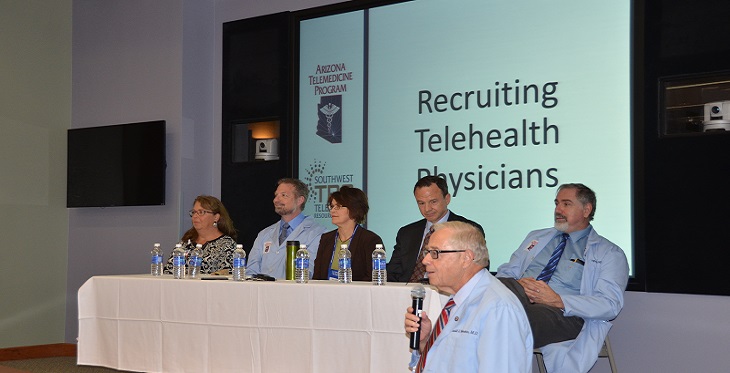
[233,257,246,268]
[151,255,163,264]
[190,256,202,266]
[339,258,351,268]
[372,258,386,270]
[295,258,309,269]
[173,256,185,266]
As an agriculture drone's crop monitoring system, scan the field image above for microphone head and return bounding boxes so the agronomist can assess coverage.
[411,284,426,299]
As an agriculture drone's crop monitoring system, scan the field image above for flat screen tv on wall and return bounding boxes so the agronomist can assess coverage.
[67,120,166,208]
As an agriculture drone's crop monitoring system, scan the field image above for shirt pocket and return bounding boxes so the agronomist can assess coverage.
[555,260,584,292]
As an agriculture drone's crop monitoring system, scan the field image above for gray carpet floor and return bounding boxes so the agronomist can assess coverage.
[0,357,128,373]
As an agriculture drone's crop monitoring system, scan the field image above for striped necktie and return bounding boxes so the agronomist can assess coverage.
[409,227,433,283]
[415,298,456,373]
[536,233,569,283]
[278,222,290,245]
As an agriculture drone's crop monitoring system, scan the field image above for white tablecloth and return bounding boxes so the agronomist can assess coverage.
[77,275,447,373]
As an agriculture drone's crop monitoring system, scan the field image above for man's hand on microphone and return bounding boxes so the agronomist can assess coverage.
[405,306,431,350]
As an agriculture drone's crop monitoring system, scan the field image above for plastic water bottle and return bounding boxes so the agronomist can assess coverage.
[372,244,387,285]
[172,244,186,279]
[188,244,203,279]
[232,244,246,281]
[150,243,163,276]
[338,244,352,283]
[295,244,310,283]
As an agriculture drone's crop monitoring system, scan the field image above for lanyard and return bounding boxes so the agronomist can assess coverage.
[328,224,360,279]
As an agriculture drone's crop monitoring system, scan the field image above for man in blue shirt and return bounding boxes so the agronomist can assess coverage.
[497,183,629,373]
[404,221,532,372]
[247,178,327,279]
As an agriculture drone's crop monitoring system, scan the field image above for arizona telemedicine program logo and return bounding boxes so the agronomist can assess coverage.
[317,96,342,143]
[303,159,354,219]
[308,62,352,144]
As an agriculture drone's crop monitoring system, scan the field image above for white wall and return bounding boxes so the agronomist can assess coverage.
[64,0,344,344]
[66,0,186,342]
[530,290,730,372]
[605,291,730,373]
[0,0,71,348]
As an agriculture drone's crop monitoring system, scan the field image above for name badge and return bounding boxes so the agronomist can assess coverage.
[264,241,272,254]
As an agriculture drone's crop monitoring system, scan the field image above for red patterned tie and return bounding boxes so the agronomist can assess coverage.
[415,298,456,373]
[409,228,433,283]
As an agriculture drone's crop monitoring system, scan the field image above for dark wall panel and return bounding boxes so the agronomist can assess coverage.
[222,12,293,252]
[642,0,730,295]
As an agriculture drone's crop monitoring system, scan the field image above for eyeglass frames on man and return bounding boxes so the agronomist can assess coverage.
[422,249,466,259]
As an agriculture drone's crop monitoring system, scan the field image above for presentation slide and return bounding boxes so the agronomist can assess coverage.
[298,0,633,274]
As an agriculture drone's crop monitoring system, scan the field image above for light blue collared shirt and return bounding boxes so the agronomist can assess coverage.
[283,213,306,237]
[412,268,484,367]
[523,226,592,295]
[409,269,534,372]
[450,266,484,315]
[247,214,327,279]
[496,226,629,372]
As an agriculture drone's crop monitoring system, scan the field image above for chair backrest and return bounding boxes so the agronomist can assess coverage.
[533,335,617,373]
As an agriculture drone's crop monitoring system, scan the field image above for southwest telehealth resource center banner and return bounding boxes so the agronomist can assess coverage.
[299,11,365,230]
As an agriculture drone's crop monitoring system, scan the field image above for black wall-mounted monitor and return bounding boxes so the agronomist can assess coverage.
[67,120,166,208]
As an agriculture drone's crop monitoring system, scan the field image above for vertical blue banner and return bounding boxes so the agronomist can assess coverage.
[299,11,365,229]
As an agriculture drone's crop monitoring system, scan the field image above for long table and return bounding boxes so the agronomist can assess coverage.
[77,275,447,373]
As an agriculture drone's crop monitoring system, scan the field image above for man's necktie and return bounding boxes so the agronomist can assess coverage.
[409,228,433,283]
[278,222,290,245]
[415,298,456,373]
[535,233,569,283]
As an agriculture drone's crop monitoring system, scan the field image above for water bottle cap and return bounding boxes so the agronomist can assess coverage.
[236,244,243,249]
[154,242,161,247]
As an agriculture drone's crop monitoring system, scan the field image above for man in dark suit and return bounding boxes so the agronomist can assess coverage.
[387,176,484,282]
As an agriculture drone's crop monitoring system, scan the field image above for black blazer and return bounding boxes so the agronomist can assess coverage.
[386,211,484,282]
[313,227,384,281]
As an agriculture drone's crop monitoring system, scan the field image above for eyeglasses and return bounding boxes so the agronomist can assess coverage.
[327,204,347,211]
[423,249,466,259]
[189,209,214,217]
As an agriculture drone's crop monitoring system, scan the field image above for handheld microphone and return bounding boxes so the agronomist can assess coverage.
[410,284,426,350]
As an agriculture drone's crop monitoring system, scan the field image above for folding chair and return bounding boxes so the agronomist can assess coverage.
[533,334,617,373]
